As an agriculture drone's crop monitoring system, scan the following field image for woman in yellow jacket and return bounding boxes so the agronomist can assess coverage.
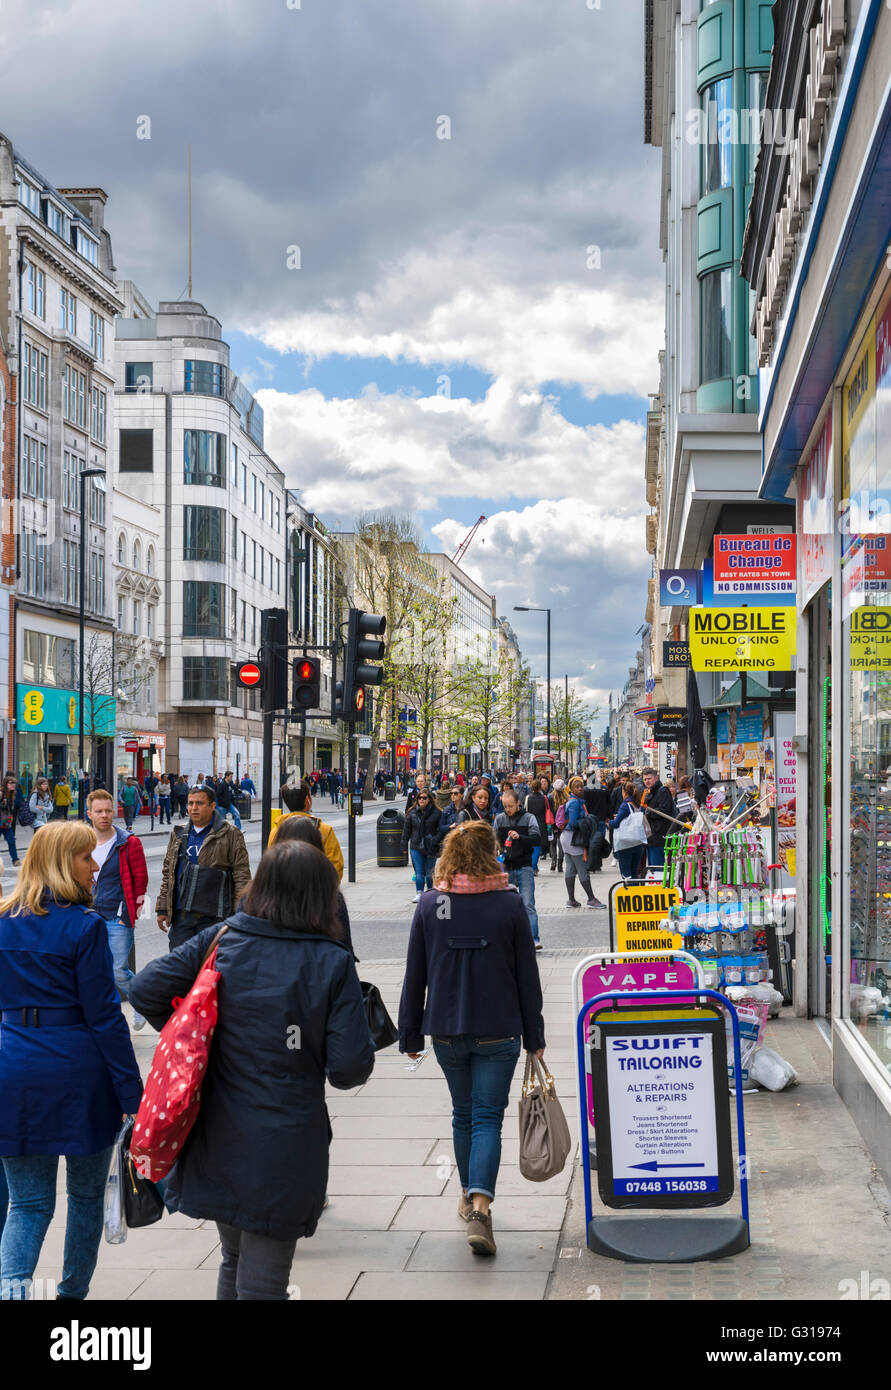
[52,779,74,820]
[268,780,344,881]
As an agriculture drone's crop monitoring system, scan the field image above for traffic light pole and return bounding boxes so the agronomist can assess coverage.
[261,708,275,852]
[347,730,357,883]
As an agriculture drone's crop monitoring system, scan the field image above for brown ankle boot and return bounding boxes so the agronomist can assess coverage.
[467,1209,496,1256]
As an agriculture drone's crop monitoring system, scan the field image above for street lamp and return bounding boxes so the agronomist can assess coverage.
[78,467,106,819]
[513,606,551,755]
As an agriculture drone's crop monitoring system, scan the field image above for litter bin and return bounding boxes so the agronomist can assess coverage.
[238,795,253,821]
[377,809,407,866]
[384,781,396,802]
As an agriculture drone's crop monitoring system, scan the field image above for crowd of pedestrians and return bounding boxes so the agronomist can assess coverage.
[0,753,695,1300]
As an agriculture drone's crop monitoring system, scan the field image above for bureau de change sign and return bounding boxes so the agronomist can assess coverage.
[713,534,796,596]
[591,1012,734,1210]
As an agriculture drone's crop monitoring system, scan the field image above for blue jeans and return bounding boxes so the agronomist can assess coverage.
[615,848,641,880]
[410,847,435,892]
[105,918,135,1000]
[1,1148,113,1299]
[225,803,242,831]
[646,846,665,868]
[1,827,18,863]
[508,865,539,943]
[432,1036,522,1200]
[158,796,172,824]
[531,845,541,871]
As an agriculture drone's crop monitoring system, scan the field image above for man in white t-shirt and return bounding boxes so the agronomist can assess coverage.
[87,789,149,1031]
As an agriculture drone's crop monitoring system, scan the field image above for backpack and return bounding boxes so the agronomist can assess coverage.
[555,803,568,830]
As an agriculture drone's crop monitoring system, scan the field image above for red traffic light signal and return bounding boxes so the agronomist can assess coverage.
[354,685,366,714]
[237,662,262,688]
[292,655,321,711]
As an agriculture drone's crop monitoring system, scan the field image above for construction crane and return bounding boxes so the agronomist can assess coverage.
[451,515,487,566]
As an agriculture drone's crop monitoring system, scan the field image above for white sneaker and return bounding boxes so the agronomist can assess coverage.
[412,893,420,903]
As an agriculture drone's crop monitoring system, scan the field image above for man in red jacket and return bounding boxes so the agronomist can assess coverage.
[87,789,149,1030]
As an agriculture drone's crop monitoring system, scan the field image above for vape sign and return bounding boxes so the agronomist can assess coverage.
[713,535,796,596]
[659,570,702,606]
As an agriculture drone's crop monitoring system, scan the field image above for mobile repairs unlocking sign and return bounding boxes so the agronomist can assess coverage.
[592,1014,734,1210]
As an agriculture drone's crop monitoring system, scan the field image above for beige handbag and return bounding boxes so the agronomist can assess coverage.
[518,1052,573,1181]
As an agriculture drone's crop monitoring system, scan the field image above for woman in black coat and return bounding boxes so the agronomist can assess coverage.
[129,841,374,1301]
[401,792,444,899]
[524,779,549,875]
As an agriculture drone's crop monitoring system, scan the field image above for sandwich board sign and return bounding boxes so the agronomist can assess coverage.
[609,881,683,953]
[590,1010,734,1209]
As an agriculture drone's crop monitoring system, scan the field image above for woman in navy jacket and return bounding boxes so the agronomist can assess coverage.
[130,840,374,1300]
[0,821,143,1301]
[398,821,545,1258]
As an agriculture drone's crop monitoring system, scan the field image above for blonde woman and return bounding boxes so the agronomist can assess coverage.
[398,821,545,1258]
[0,821,142,1301]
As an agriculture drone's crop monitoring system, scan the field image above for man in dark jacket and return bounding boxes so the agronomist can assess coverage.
[216,770,242,831]
[640,768,676,869]
[156,786,252,950]
[494,789,542,947]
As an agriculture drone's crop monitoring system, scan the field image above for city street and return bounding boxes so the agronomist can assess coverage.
[20,799,890,1303]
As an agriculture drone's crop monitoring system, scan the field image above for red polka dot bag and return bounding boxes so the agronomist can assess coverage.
[130,924,229,1181]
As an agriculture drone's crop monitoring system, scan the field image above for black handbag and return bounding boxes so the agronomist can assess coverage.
[361,981,398,1050]
[119,1119,165,1228]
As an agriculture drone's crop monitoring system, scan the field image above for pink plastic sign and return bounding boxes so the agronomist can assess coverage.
[581,957,698,1127]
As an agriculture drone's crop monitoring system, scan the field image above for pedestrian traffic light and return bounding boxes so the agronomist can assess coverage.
[292,655,321,712]
[340,609,385,723]
[260,607,288,712]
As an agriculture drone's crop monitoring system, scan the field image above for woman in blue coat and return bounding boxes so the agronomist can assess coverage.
[0,821,143,1301]
[129,839,375,1300]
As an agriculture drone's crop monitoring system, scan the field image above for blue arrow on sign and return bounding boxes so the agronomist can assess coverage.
[629,1161,706,1171]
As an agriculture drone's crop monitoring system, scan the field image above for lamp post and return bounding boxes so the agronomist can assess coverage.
[78,467,106,819]
[513,606,551,755]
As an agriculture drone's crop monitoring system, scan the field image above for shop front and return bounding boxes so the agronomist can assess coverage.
[15,683,116,794]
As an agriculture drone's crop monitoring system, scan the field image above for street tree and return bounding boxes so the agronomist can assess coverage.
[550,683,598,771]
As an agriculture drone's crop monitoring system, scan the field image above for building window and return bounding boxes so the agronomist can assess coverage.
[59,287,76,336]
[276,557,281,594]
[89,476,105,525]
[183,430,226,487]
[132,598,141,634]
[184,359,227,396]
[145,668,154,710]
[240,462,247,504]
[183,580,224,637]
[700,78,733,196]
[231,517,238,564]
[119,429,153,472]
[146,545,154,577]
[252,540,257,579]
[240,599,246,641]
[63,539,79,605]
[25,262,45,318]
[62,451,80,510]
[22,343,47,411]
[91,386,106,443]
[22,436,46,498]
[117,532,126,564]
[124,361,153,393]
[147,604,155,638]
[133,539,142,572]
[90,551,104,614]
[275,497,281,533]
[183,505,225,562]
[258,480,265,520]
[252,475,258,512]
[117,593,125,629]
[75,228,99,266]
[18,177,40,214]
[22,528,46,597]
[700,268,732,384]
[63,364,86,426]
[183,656,229,701]
[89,311,105,359]
[45,201,70,241]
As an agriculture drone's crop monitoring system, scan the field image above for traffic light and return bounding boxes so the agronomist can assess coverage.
[260,607,288,712]
[292,655,321,712]
[340,609,386,723]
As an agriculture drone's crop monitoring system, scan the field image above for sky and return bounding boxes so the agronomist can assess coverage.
[0,0,664,733]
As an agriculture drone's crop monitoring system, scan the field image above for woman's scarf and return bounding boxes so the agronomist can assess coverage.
[433,871,509,894]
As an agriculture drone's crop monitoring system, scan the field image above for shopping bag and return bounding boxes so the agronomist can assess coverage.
[613,808,648,851]
[361,981,398,1050]
[518,1053,572,1182]
[103,1122,128,1245]
[130,924,229,1181]
[118,1118,165,1228]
